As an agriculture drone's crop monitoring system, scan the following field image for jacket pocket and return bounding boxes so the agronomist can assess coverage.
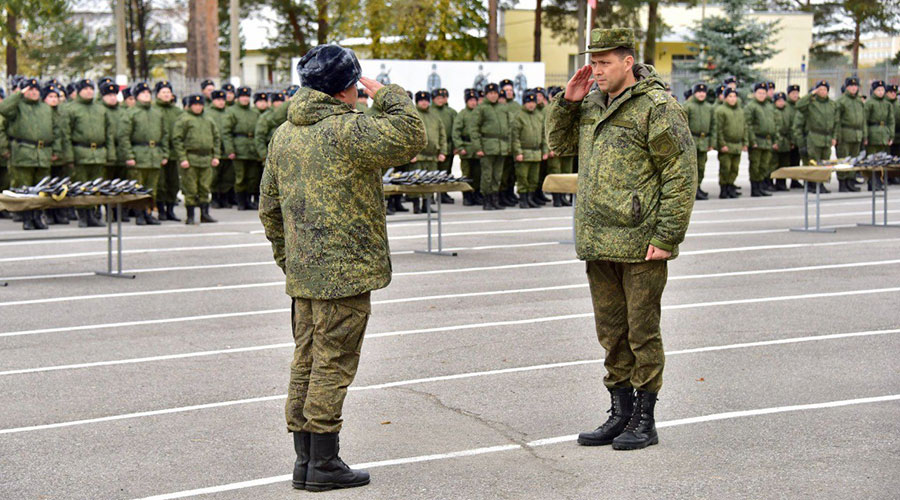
[631,190,642,226]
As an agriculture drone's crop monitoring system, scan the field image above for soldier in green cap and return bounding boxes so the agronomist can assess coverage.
[224,86,262,210]
[865,80,895,186]
[714,88,746,198]
[547,28,696,451]
[410,90,447,213]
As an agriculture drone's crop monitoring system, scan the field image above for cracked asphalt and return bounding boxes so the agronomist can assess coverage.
[1,164,899,500]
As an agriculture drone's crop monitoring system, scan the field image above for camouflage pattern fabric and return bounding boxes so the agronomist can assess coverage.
[432,102,456,173]
[866,95,895,147]
[153,99,184,204]
[745,98,778,182]
[546,63,696,261]
[259,83,425,300]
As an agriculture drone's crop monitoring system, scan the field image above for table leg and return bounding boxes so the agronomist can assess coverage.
[791,180,835,233]
[560,193,576,245]
[96,202,136,278]
[414,191,457,256]
[857,168,900,228]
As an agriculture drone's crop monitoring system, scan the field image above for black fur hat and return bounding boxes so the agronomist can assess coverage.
[415,91,431,103]
[99,82,118,96]
[187,94,204,106]
[297,44,362,97]
[210,89,225,100]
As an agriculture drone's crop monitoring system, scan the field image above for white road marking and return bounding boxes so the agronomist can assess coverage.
[131,394,900,500]
[0,231,248,248]
[2,328,896,433]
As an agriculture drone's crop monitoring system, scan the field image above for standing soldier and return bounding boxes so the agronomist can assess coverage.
[122,87,136,108]
[68,78,116,226]
[744,82,778,197]
[410,90,447,214]
[118,82,169,225]
[452,88,482,206]
[200,80,216,102]
[835,77,865,192]
[682,82,715,200]
[499,79,521,206]
[468,82,510,211]
[43,84,73,224]
[100,82,128,209]
[431,88,456,204]
[0,78,63,230]
[793,80,838,193]
[545,86,575,207]
[865,80,895,191]
[0,87,8,220]
[785,84,803,188]
[154,81,183,221]
[259,45,425,492]
[224,86,262,210]
[510,90,548,208]
[547,28,695,451]
[255,92,285,162]
[771,92,793,191]
[222,83,236,107]
[206,89,232,208]
[714,88,747,199]
[173,94,221,225]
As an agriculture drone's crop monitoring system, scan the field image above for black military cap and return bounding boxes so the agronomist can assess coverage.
[76,78,95,91]
[844,77,859,87]
[99,82,118,96]
[44,78,60,87]
[41,84,60,99]
[415,91,431,103]
[815,80,829,90]
[200,79,215,89]
[270,92,285,102]
[464,88,478,101]
[405,90,413,100]
[121,87,132,98]
[723,76,737,85]
[155,80,172,93]
[723,88,737,98]
[98,76,114,87]
[357,87,367,98]
[484,83,500,94]
[21,78,40,90]
[186,94,204,106]
[773,91,786,102]
[871,80,886,90]
[787,84,800,93]
[253,92,268,102]
[548,86,564,98]
[715,84,726,96]
[65,83,76,95]
[237,86,252,97]
[766,81,776,90]
[533,86,546,98]
[692,82,708,93]
[222,83,236,92]
[0,87,5,99]
[752,82,767,92]
[132,81,151,96]
[285,84,300,97]
[210,89,226,100]
[683,89,693,100]
[499,79,513,88]
[181,96,189,107]
[522,91,537,103]
[431,88,449,98]
[477,90,484,98]
[888,84,899,93]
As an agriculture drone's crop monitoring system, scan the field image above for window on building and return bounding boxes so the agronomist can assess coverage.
[256,64,269,85]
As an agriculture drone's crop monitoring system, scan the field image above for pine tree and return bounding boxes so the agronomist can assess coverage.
[688,0,780,84]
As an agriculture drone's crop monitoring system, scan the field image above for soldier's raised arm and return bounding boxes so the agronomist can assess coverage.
[0,90,23,121]
[346,83,426,168]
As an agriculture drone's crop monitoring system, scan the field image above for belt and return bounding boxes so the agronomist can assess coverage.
[755,134,772,141]
[13,138,45,148]
[233,133,254,138]
[482,133,505,139]
[868,121,886,126]
[691,132,708,138]
[187,149,213,155]
[461,135,471,142]
[72,141,105,149]
[132,141,158,147]
[809,129,831,135]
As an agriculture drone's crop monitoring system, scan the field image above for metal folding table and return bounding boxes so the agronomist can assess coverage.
[383,182,473,256]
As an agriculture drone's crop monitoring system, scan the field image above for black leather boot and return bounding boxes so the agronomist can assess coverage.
[790,179,803,189]
[552,193,562,207]
[719,185,730,199]
[412,197,421,214]
[77,209,89,228]
[23,211,35,230]
[774,179,789,191]
[393,196,409,212]
[135,211,147,226]
[156,202,168,221]
[473,191,484,205]
[32,211,49,230]
[838,179,850,192]
[12,211,23,222]
[528,192,541,208]
[249,193,259,210]
[847,178,861,192]
[577,388,635,446]
[491,192,505,210]
[483,192,495,211]
[519,192,530,208]
[305,433,370,492]
[385,199,395,215]
[292,432,311,490]
[612,390,658,450]
[145,209,161,225]
[440,192,454,204]
[0,210,10,219]
[166,203,181,222]
[54,208,70,224]
[695,188,708,201]
[88,208,105,227]
[538,190,551,202]
[236,192,248,211]
[200,204,217,223]
[185,206,196,225]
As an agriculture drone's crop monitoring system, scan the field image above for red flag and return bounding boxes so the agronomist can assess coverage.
[588,0,597,8]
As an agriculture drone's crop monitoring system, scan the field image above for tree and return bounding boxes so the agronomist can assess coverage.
[187,0,219,79]
[534,0,542,61]
[19,17,99,78]
[688,0,781,84]
[544,0,641,46]
[488,0,498,60]
[1,0,68,77]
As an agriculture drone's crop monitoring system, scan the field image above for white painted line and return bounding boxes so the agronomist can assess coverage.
[680,237,900,256]
[0,231,248,248]
[0,242,271,263]
[689,209,900,225]
[131,394,900,500]
[3,328,896,434]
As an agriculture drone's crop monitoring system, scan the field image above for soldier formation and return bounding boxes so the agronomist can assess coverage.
[0,75,300,230]
[684,76,899,199]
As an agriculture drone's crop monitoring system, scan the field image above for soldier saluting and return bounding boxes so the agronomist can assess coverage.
[259,44,425,492]
[547,28,696,451]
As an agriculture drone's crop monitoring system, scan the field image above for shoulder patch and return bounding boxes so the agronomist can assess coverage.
[647,90,669,107]
[649,126,681,161]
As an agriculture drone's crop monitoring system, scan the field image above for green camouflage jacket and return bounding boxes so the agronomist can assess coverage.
[117,101,169,169]
[0,91,63,168]
[154,99,183,162]
[682,95,716,151]
[836,93,866,144]
[510,107,547,161]
[468,99,510,156]
[204,105,230,157]
[714,101,746,152]
[865,95,895,146]
[773,105,792,152]
[415,107,447,162]
[259,84,426,300]
[67,96,116,166]
[546,63,696,262]
[892,97,900,142]
[0,115,7,168]
[173,110,221,167]
[452,107,478,159]
[254,103,289,160]
[793,95,839,148]
[432,103,457,153]
[744,98,778,150]
[223,102,260,160]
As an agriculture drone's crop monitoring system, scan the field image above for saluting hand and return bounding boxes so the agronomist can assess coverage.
[359,77,384,99]
[564,65,594,103]
[180,160,189,169]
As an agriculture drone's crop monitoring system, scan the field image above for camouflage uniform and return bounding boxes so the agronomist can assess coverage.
[118,100,169,201]
[546,52,696,393]
[714,101,746,187]
[67,96,116,182]
[223,100,262,199]
[793,93,838,164]
[0,113,8,191]
[865,93,895,155]
[103,99,127,180]
[432,99,456,174]
[773,102,793,173]
[468,97,511,195]
[835,91,866,181]
[204,102,233,202]
[452,105,481,192]
[744,96,778,183]
[510,105,547,194]
[173,108,221,207]
[259,84,425,433]
[0,91,62,187]
[682,94,716,187]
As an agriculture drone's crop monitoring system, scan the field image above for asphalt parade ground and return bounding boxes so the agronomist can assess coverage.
[1,164,899,500]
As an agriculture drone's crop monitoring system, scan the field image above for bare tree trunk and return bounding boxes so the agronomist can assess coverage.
[533,0,542,62]
[5,9,17,77]
[136,0,150,80]
[852,19,861,70]
[576,0,585,65]
[488,0,498,61]
[126,0,137,81]
[187,0,220,80]
[644,0,658,65]
[316,0,329,45]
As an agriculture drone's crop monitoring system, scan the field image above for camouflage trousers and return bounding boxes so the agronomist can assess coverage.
[718,152,741,185]
[695,150,707,185]
[10,165,51,188]
[126,167,161,203]
[748,147,772,182]
[587,260,667,394]
[234,159,263,194]
[515,161,540,193]
[500,156,515,190]
[287,292,370,434]
[479,155,505,194]
[73,163,106,183]
[156,161,181,204]
[836,142,861,180]
[179,164,213,206]
[460,158,481,192]
[547,155,574,175]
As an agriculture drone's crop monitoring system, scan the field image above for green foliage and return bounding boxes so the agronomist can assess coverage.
[543,0,642,47]
[688,0,781,84]
[20,18,100,78]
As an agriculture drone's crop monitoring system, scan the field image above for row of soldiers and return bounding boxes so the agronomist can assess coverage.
[0,76,299,229]
[355,79,577,212]
[682,76,900,199]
